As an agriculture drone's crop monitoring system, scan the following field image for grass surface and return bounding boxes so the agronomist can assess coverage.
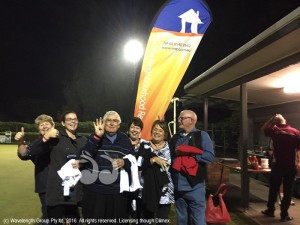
[0,144,40,222]
[0,144,258,225]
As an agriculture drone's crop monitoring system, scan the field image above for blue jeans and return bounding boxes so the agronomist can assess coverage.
[175,182,206,225]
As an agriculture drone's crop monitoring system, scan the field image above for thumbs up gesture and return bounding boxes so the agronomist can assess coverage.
[15,127,25,141]
[15,127,25,145]
[43,127,59,140]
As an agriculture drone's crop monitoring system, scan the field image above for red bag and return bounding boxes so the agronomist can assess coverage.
[205,183,231,224]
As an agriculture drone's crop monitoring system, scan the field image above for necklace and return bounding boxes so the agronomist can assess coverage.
[150,140,165,150]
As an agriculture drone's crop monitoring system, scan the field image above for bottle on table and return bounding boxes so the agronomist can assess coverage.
[252,156,259,170]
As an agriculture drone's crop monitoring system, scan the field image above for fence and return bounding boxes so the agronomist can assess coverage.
[0,131,11,143]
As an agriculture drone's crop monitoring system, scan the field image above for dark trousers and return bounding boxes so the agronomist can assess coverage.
[143,204,171,225]
[38,192,48,224]
[267,165,296,218]
[129,196,143,222]
[47,205,78,225]
[82,190,129,225]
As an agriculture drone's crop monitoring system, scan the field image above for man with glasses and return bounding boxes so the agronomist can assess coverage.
[80,111,135,223]
[170,110,215,225]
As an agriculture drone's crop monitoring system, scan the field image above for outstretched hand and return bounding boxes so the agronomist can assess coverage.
[94,117,104,137]
[44,127,59,139]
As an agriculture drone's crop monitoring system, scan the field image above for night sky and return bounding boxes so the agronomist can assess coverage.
[0,0,299,123]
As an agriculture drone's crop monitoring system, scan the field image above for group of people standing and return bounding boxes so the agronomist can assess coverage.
[15,109,215,225]
[16,111,86,224]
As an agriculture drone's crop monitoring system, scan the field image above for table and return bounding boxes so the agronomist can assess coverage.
[217,158,271,185]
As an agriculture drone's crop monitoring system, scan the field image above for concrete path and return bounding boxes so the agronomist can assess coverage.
[224,173,300,225]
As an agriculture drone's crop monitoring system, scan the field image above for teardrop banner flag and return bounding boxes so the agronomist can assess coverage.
[134,0,212,139]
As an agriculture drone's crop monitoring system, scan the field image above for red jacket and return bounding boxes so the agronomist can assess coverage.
[172,145,203,176]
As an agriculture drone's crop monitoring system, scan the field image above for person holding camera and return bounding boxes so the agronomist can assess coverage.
[261,114,300,222]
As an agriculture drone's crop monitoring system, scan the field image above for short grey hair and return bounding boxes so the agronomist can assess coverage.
[103,111,121,124]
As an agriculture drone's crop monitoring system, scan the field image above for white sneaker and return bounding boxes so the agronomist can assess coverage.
[278,194,282,205]
[278,198,295,206]
[290,200,295,206]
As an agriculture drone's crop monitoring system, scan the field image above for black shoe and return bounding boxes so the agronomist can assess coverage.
[261,209,275,217]
[280,216,293,222]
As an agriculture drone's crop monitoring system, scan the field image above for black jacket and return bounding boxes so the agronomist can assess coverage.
[136,142,169,213]
[29,131,87,206]
[18,137,50,193]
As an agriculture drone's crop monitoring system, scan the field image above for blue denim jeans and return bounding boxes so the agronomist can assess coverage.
[175,182,206,225]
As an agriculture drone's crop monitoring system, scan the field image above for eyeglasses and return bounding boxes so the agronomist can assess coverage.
[65,118,78,122]
[106,119,120,124]
[178,116,192,121]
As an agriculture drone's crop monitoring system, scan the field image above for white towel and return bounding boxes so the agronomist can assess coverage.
[120,154,142,193]
[57,159,82,196]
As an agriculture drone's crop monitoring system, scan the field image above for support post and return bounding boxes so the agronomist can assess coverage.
[240,83,250,210]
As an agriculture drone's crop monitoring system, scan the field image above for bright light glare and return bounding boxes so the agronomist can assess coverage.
[284,86,300,93]
[282,65,300,93]
[124,40,144,63]
[270,63,300,93]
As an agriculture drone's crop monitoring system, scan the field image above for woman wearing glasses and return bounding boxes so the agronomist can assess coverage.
[28,111,87,225]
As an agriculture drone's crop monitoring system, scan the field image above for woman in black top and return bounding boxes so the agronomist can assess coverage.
[29,111,87,225]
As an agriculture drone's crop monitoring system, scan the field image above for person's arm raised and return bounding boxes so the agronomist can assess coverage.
[93,117,104,138]
[42,127,59,142]
[15,127,27,156]
[261,116,275,135]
